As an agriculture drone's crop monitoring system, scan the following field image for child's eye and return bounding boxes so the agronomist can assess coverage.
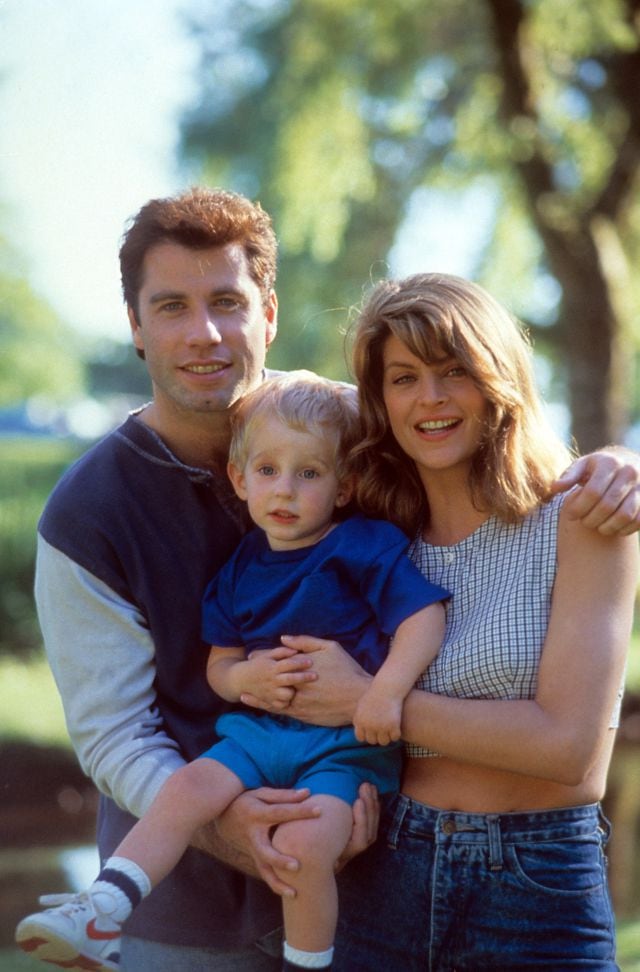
[258,465,276,476]
[300,469,319,480]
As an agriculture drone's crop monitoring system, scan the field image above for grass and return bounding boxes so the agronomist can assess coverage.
[0,949,40,970]
[0,655,67,745]
[620,920,640,972]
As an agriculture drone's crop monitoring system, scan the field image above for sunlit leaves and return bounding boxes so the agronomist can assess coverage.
[272,79,375,261]
[0,273,84,406]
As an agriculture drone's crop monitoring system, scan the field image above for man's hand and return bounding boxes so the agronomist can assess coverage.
[551,448,640,535]
[213,787,320,896]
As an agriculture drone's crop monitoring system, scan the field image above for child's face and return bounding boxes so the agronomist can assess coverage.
[228,415,351,550]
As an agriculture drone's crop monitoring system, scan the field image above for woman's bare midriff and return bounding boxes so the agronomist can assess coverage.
[401,732,616,814]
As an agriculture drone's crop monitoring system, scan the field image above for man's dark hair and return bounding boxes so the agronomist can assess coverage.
[120,187,278,322]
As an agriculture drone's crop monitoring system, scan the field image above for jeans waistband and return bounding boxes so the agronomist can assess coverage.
[386,795,606,849]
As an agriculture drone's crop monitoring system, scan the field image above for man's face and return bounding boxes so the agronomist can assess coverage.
[129,241,278,418]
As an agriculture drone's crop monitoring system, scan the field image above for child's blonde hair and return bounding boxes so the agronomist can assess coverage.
[229,370,362,483]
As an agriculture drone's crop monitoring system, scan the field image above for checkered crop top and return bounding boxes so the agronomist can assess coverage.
[406,492,623,758]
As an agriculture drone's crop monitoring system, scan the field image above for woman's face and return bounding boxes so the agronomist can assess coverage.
[381,333,489,482]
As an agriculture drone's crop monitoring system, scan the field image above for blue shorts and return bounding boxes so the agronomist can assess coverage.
[199,711,402,805]
[334,795,617,970]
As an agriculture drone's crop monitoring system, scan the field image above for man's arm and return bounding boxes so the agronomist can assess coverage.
[552,447,640,535]
[36,536,185,817]
[37,538,364,893]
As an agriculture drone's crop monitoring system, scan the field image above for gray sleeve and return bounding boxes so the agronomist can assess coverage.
[35,535,186,819]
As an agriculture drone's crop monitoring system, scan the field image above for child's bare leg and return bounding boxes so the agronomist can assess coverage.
[272,794,353,961]
[116,757,245,885]
[15,759,246,969]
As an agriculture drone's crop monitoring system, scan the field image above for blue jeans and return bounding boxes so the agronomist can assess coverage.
[120,927,282,971]
[334,795,618,971]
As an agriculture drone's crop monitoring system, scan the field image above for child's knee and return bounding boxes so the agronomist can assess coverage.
[276,820,337,873]
[272,801,351,869]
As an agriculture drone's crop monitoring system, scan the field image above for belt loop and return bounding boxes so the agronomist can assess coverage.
[386,794,409,850]
[486,814,504,871]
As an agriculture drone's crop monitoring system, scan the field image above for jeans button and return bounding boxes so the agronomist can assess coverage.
[442,818,457,835]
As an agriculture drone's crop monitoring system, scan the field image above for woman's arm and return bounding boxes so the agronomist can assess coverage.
[281,515,638,785]
[400,511,638,783]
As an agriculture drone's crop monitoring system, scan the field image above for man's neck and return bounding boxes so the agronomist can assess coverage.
[137,402,231,473]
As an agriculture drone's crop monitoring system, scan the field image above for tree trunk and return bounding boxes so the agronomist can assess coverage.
[539,221,628,451]
[485,0,638,452]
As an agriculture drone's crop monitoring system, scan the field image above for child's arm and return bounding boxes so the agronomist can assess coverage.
[353,601,446,746]
[207,644,315,711]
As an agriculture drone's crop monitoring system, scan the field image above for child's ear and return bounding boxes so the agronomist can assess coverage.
[335,477,354,509]
[227,462,248,500]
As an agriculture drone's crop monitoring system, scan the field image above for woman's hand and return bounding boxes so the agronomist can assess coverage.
[240,635,372,726]
[239,646,317,710]
[552,447,640,535]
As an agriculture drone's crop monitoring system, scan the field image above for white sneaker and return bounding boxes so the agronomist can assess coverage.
[15,890,122,971]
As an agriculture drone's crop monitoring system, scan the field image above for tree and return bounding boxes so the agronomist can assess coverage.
[0,234,85,406]
[180,0,640,450]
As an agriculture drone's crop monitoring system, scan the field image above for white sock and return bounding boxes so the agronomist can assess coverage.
[283,941,334,968]
[91,856,152,923]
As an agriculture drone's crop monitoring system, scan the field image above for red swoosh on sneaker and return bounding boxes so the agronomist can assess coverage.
[86,918,120,941]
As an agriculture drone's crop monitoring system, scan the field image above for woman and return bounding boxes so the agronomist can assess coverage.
[320,273,639,970]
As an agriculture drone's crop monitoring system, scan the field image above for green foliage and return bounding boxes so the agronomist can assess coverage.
[180,0,640,444]
[0,264,85,406]
[0,439,82,658]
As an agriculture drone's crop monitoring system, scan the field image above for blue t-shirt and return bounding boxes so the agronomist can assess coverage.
[202,514,449,676]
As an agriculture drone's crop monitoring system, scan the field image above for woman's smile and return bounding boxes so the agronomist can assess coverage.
[382,333,487,477]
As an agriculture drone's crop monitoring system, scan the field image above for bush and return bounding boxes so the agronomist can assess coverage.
[0,439,83,658]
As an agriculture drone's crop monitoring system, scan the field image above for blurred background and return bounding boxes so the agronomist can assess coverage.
[1,0,640,967]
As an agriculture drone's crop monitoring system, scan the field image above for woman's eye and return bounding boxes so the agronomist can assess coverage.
[391,373,414,385]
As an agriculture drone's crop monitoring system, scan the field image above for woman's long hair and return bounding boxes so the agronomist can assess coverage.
[350,273,573,537]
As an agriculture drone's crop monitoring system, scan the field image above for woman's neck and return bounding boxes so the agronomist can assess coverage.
[420,469,490,546]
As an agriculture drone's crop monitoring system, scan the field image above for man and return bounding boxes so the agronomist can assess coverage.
[28,187,640,971]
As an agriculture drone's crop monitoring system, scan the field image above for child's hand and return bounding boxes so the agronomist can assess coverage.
[239,647,316,711]
[353,687,402,746]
